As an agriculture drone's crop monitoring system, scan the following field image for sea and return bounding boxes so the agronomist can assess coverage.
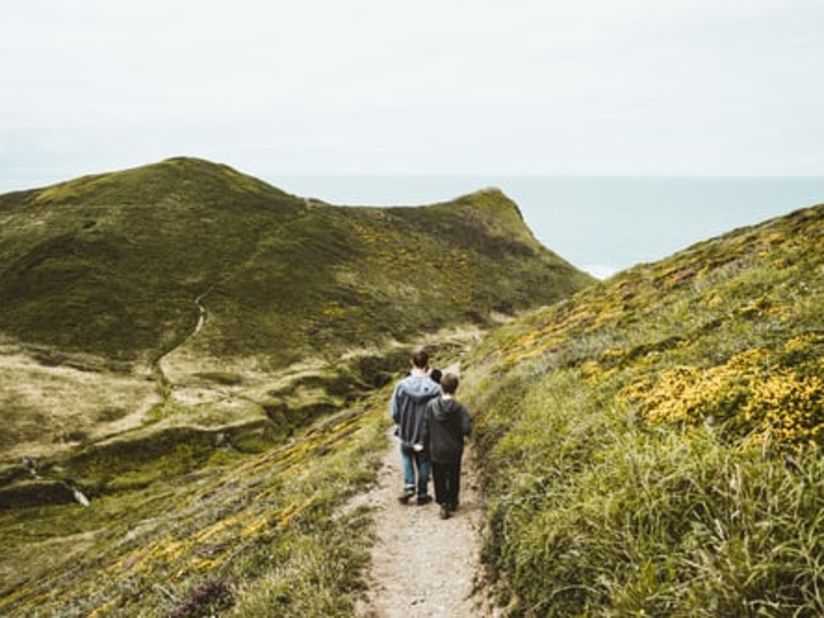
[267,175,824,279]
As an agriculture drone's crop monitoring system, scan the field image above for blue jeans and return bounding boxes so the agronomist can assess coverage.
[400,444,431,498]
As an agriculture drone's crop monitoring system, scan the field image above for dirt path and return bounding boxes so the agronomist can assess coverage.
[357,429,493,617]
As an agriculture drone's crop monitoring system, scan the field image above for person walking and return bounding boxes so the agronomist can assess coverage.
[422,372,472,519]
[389,346,441,505]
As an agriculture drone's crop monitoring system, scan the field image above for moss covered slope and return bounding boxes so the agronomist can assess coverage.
[0,159,591,616]
[0,159,591,365]
[463,203,824,615]
[0,158,591,464]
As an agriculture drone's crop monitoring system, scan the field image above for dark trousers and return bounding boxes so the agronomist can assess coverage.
[432,460,461,507]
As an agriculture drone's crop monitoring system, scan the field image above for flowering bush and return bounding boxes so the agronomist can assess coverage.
[621,342,824,449]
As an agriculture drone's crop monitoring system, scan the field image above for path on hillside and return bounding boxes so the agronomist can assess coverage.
[356,428,493,617]
[152,286,214,396]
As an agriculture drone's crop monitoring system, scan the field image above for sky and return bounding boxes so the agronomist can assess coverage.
[1,0,824,191]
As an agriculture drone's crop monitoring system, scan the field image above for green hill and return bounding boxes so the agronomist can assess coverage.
[0,159,592,616]
[463,202,824,615]
[0,157,591,464]
[0,157,589,364]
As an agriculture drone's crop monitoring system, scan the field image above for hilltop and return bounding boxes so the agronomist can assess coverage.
[0,157,592,463]
[463,202,824,615]
[0,157,589,364]
[0,159,592,615]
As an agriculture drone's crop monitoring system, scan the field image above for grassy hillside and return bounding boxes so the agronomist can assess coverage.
[0,159,592,616]
[0,157,590,365]
[463,203,824,615]
[0,158,591,464]
[0,378,387,616]
[0,334,474,617]
[0,158,300,362]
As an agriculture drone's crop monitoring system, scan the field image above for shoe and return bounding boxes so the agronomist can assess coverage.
[398,488,415,505]
[448,502,458,512]
[416,495,432,506]
[439,504,450,519]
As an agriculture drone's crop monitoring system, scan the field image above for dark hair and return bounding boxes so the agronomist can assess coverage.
[440,373,459,395]
[411,346,429,369]
[429,368,442,384]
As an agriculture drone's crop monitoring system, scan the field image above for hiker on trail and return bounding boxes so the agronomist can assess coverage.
[421,372,472,520]
[390,346,440,505]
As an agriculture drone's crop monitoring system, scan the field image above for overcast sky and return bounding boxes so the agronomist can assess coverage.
[1,0,823,190]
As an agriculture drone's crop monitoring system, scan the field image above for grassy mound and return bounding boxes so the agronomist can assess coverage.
[0,158,591,366]
[0,157,591,468]
[463,203,824,615]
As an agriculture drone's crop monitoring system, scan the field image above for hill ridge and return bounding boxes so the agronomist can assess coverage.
[2,172,822,616]
[461,199,824,615]
[0,158,592,364]
[0,158,592,466]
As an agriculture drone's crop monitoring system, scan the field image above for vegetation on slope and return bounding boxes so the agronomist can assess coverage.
[0,157,591,366]
[0,158,301,362]
[0,158,591,464]
[463,203,824,615]
[0,333,475,617]
[0,157,593,616]
[0,387,387,617]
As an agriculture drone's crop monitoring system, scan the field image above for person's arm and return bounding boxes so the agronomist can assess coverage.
[461,404,472,438]
[420,403,431,451]
[389,383,402,424]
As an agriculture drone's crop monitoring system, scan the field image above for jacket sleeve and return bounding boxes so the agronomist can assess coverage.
[389,383,401,423]
[421,402,431,448]
[461,404,472,437]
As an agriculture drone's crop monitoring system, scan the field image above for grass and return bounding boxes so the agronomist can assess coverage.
[463,202,824,615]
[0,157,591,468]
[0,388,390,617]
[3,157,822,616]
[0,334,470,616]
[0,158,591,367]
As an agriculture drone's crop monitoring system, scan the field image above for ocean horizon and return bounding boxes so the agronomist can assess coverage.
[267,175,824,279]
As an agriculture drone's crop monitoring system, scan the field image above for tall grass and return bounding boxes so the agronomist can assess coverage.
[472,366,824,617]
[466,203,824,616]
[0,397,387,616]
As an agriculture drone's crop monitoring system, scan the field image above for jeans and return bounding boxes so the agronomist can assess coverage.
[400,444,431,498]
[432,460,461,507]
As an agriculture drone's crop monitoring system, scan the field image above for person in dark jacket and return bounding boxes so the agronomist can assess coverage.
[390,346,440,505]
[422,372,471,519]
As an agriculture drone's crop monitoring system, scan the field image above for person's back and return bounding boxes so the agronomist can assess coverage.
[426,396,471,464]
[392,373,440,448]
[390,347,440,504]
[422,372,471,519]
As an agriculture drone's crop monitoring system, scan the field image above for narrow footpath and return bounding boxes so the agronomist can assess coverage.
[357,430,493,617]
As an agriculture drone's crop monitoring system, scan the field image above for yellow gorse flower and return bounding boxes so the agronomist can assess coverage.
[620,344,824,449]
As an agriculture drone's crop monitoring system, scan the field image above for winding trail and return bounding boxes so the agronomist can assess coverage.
[152,287,214,397]
[357,431,492,617]
[191,288,213,339]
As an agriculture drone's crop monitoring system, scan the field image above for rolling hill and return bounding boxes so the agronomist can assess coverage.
[0,158,593,616]
[462,201,824,615]
[0,157,589,364]
[0,157,592,464]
